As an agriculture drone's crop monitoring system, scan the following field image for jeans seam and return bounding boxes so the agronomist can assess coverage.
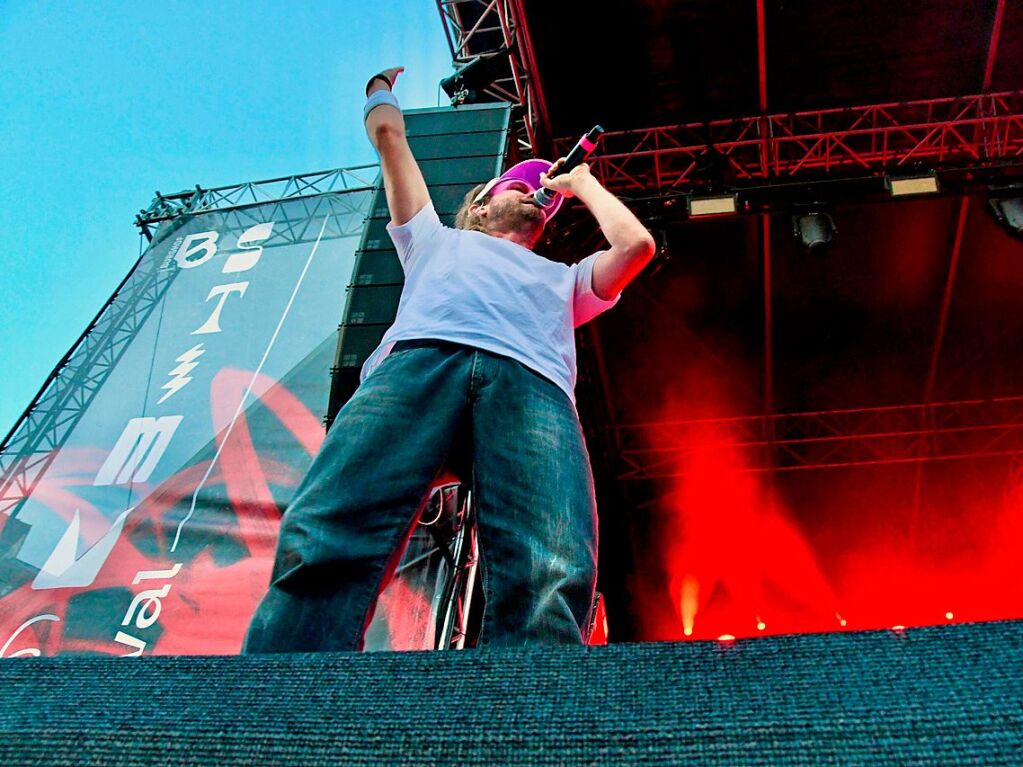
[468,350,479,400]
[470,459,489,647]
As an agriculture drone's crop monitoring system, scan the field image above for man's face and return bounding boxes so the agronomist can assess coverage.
[477,180,545,243]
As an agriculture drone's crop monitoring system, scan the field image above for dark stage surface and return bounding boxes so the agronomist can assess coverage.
[2,620,1021,765]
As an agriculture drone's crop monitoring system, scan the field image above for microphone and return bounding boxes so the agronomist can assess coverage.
[533,125,605,209]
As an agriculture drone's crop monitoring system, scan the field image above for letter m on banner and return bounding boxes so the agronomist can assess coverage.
[94,416,184,486]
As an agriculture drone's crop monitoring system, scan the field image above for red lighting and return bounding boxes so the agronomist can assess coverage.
[634,366,1023,643]
[616,197,1023,645]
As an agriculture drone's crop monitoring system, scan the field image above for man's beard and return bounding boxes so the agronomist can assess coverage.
[485,196,545,244]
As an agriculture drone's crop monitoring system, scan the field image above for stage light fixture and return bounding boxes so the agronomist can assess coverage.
[887,173,940,197]
[792,211,836,254]
[988,194,1023,237]
[440,50,511,106]
[688,194,737,217]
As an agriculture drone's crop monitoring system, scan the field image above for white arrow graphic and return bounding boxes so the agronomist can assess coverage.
[32,506,135,590]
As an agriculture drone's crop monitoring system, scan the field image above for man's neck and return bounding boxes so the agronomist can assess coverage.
[485,228,535,250]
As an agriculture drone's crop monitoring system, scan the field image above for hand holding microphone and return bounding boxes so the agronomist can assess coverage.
[535,125,605,208]
[538,159,591,199]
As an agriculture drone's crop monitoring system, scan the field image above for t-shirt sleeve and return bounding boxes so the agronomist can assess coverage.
[385,202,444,270]
[572,250,623,328]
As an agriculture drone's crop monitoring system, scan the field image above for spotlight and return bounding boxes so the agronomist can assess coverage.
[886,173,940,197]
[792,210,836,254]
[988,192,1023,238]
[440,50,511,106]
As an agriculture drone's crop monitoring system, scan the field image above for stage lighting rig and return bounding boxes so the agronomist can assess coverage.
[688,194,737,217]
[886,172,940,197]
[440,49,512,106]
[988,189,1023,239]
[792,209,837,254]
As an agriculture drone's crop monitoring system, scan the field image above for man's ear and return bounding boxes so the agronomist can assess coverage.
[471,202,487,218]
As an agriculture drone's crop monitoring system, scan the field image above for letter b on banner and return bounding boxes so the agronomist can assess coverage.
[174,232,220,269]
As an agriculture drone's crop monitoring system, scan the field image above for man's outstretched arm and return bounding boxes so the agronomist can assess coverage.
[365,67,431,226]
[541,161,656,300]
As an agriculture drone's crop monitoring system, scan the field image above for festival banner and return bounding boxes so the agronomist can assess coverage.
[0,192,388,657]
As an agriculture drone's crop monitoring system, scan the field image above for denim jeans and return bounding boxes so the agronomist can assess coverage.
[242,339,598,652]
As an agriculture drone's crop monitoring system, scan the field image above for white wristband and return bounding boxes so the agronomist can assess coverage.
[364,90,400,122]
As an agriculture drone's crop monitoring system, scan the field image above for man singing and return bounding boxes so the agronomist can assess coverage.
[243,66,655,652]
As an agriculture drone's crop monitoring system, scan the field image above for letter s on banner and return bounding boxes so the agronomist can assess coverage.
[174,231,220,269]
[223,222,274,274]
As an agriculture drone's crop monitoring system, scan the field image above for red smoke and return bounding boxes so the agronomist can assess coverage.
[631,359,1023,641]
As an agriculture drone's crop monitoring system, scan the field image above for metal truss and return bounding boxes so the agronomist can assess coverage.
[160,190,376,250]
[614,396,1023,481]
[435,0,547,156]
[554,91,1023,194]
[1,169,378,519]
[136,164,378,235]
[0,238,176,517]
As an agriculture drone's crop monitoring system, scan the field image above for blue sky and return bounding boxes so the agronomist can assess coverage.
[0,1,453,439]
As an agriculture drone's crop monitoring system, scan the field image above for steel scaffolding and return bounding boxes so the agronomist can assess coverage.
[433,5,1022,193]
[0,237,175,518]
[614,397,1023,481]
[435,0,546,156]
[136,165,378,238]
[0,166,377,519]
[554,92,1023,193]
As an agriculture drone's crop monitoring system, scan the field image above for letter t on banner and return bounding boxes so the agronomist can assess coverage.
[192,282,249,335]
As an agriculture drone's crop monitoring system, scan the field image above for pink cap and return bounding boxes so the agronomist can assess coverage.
[472,158,565,223]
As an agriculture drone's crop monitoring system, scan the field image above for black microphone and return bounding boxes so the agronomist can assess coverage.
[533,125,605,209]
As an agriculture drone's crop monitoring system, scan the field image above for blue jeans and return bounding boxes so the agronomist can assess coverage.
[243,339,598,652]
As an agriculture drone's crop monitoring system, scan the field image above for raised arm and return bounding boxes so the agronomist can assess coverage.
[364,67,431,226]
[540,161,656,300]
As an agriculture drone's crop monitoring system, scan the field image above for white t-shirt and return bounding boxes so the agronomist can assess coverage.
[359,202,622,404]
